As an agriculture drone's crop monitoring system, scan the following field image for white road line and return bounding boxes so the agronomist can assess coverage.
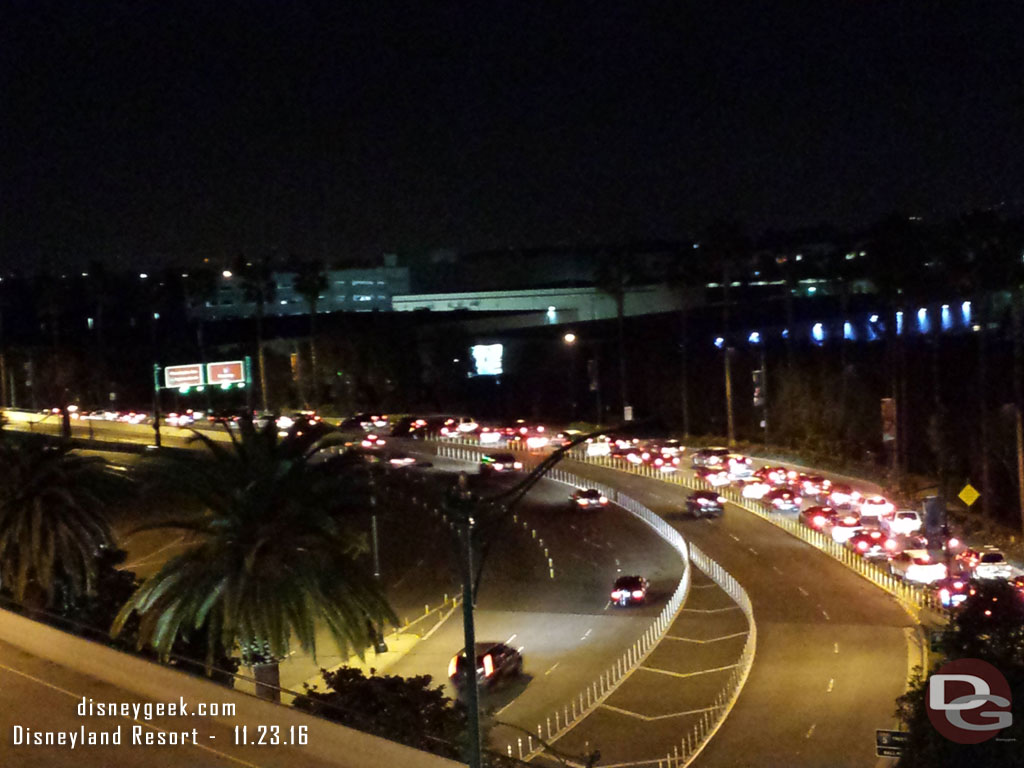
[506,633,517,645]
[729,534,741,542]
[545,663,560,676]
[834,642,839,654]
[797,586,809,597]
[681,606,741,614]
[638,663,738,680]
[664,631,748,644]
[827,678,834,693]
[821,609,830,621]
[0,661,260,767]
[771,565,783,575]
[580,628,592,641]
[599,702,724,722]
[493,699,517,716]
[748,547,758,556]
[806,724,816,739]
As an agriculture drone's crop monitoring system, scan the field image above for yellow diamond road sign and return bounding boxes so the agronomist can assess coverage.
[959,483,980,507]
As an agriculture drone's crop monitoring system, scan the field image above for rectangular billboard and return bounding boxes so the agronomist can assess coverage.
[206,360,245,385]
[164,364,204,389]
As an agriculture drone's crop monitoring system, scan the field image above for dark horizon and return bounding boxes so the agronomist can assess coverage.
[3,2,1023,271]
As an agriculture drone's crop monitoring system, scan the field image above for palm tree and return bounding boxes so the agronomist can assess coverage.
[234,255,277,411]
[291,258,329,406]
[0,437,122,607]
[112,419,396,693]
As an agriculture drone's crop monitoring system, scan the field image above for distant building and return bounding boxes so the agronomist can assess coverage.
[190,262,411,321]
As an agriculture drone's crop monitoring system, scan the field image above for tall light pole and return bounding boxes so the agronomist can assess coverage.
[750,331,767,448]
[563,332,577,420]
[715,336,736,447]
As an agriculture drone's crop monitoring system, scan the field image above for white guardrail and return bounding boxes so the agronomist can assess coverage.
[432,443,756,768]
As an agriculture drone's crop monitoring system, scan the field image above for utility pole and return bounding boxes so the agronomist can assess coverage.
[724,346,735,447]
[448,473,481,768]
[152,364,162,448]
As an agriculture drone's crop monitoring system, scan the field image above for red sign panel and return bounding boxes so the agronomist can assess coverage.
[164,364,204,389]
[207,360,245,384]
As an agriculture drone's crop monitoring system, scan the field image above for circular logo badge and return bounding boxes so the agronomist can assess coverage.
[926,658,1012,744]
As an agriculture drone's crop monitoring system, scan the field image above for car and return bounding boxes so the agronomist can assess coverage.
[763,487,802,513]
[339,413,391,431]
[571,488,609,509]
[385,451,418,468]
[448,642,523,689]
[823,512,863,543]
[694,467,731,487]
[725,454,753,478]
[479,452,523,474]
[957,547,1013,580]
[610,575,650,606]
[857,495,894,522]
[824,483,860,509]
[846,530,898,560]
[691,447,732,469]
[799,475,833,502]
[753,465,794,486]
[888,549,947,584]
[685,490,726,518]
[933,576,971,609]
[360,433,387,448]
[882,509,923,537]
[798,505,837,531]
[735,477,772,500]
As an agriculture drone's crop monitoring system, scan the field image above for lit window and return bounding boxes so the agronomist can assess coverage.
[354,295,373,302]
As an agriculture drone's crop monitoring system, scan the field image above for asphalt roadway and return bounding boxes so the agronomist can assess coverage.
[555,457,913,768]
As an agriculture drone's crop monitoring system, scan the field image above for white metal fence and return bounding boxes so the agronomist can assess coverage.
[431,443,757,766]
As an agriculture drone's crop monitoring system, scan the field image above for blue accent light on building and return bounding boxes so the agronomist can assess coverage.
[896,311,904,336]
[961,301,971,325]
[869,314,879,323]
[782,329,790,339]
[714,337,725,349]
[941,304,952,331]
[812,323,825,344]
[917,307,930,334]
[748,331,761,344]
[843,322,855,341]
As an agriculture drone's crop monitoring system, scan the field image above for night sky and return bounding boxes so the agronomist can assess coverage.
[3,2,1023,271]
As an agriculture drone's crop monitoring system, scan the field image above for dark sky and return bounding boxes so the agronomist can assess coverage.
[2,2,1023,271]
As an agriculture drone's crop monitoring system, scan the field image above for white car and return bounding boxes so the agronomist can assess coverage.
[974,550,1013,581]
[889,550,947,584]
[726,454,753,479]
[858,495,894,521]
[737,478,771,500]
[826,513,864,543]
[883,510,923,536]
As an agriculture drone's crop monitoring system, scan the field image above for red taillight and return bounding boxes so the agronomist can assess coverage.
[812,515,825,527]
[611,590,622,599]
[954,581,964,589]
[513,462,523,469]
[940,588,950,601]
[493,463,504,470]
[448,656,458,677]
[884,538,898,551]
[717,496,726,503]
[857,540,868,551]
[631,590,645,599]
[578,498,589,506]
[794,497,802,505]
[948,537,960,548]
[483,654,494,677]
[599,496,608,504]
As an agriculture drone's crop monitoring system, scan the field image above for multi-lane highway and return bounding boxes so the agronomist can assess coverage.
[555,457,913,767]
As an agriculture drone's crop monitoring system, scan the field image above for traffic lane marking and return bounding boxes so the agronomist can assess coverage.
[638,663,739,680]
[663,631,748,644]
[599,702,725,722]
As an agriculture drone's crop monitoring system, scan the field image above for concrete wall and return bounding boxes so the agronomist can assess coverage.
[0,608,465,768]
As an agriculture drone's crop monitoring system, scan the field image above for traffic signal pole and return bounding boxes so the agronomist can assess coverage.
[152,364,162,448]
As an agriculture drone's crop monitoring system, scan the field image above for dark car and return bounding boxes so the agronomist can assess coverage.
[798,505,837,531]
[685,490,726,518]
[448,642,523,689]
[570,488,609,509]
[934,576,971,609]
[480,452,523,474]
[690,447,732,469]
[763,487,802,512]
[845,529,898,560]
[800,475,833,502]
[753,465,796,486]
[610,575,650,606]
